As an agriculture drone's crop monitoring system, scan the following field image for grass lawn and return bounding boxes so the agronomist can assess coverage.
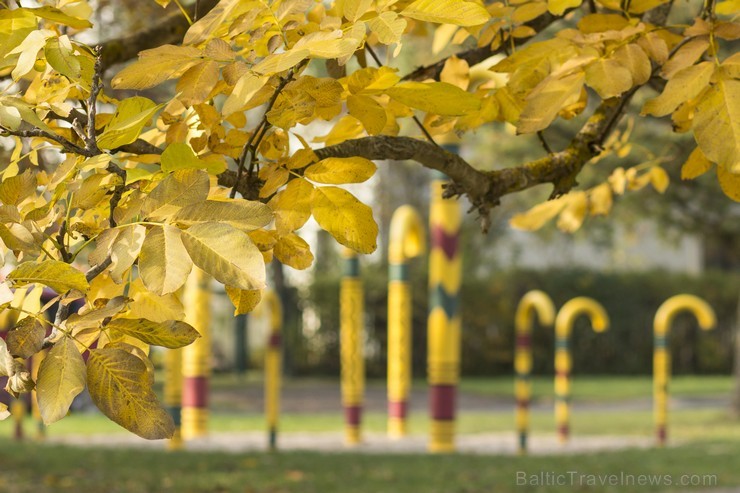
[0,437,736,492]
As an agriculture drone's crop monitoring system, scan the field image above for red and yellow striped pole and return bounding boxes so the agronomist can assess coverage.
[514,290,555,454]
[340,249,365,445]
[181,268,211,440]
[654,294,715,447]
[164,347,183,449]
[427,170,462,453]
[258,290,283,451]
[554,297,609,443]
[388,206,425,438]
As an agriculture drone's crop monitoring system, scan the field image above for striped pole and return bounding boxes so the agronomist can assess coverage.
[427,169,462,453]
[259,290,283,451]
[181,268,211,440]
[164,348,183,449]
[388,206,425,438]
[554,297,609,443]
[11,398,24,441]
[653,295,715,447]
[514,290,555,454]
[31,351,45,440]
[340,248,365,445]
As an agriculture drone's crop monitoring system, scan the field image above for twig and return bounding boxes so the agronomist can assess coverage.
[85,46,103,155]
[0,127,92,156]
[537,131,553,154]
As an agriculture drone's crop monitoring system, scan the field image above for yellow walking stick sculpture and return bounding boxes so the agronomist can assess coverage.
[514,290,555,454]
[257,290,283,451]
[654,294,715,447]
[387,205,425,438]
[554,297,609,443]
[340,249,365,445]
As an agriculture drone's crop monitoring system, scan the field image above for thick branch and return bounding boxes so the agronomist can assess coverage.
[99,0,219,71]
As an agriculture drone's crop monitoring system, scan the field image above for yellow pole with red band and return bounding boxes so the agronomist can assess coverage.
[164,347,183,450]
[340,248,365,445]
[427,169,462,453]
[181,268,211,440]
[554,297,609,443]
[654,294,715,447]
[388,205,425,438]
[258,290,283,451]
[515,290,555,454]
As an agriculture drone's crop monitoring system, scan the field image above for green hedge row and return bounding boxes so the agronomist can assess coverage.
[298,268,738,377]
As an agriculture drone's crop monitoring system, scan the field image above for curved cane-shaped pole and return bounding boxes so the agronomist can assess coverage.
[258,290,283,451]
[654,295,715,447]
[428,166,462,453]
[514,291,555,454]
[340,249,365,445]
[387,205,425,438]
[554,297,609,443]
[181,268,211,440]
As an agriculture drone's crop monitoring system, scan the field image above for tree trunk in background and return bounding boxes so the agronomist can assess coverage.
[731,293,740,417]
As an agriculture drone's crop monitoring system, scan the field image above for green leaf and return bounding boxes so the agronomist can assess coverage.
[180,223,266,290]
[139,225,193,296]
[6,317,45,359]
[8,260,89,293]
[44,36,81,79]
[160,142,225,174]
[97,97,162,150]
[36,336,86,425]
[87,348,175,439]
[173,199,273,231]
[304,157,377,184]
[141,169,210,220]
[311,186,378,254]
[401,0,490,26]
[386,81,481,116]
[105,318,200,348]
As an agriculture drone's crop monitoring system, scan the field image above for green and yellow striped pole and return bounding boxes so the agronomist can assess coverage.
[340,248,365,445]
[654,295,715,447]
[427,169,462,453]
[554,297,609,443]
[387,206,425,438]
[181,268,211,440]
[164,347,183,450]
[514,290,555,454]
[258,290,283,451]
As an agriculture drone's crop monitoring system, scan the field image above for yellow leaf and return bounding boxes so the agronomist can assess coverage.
[386,81,481,116]
[180,222,266,290]
[517,72,585,134]
[6,317,44,359]
[556,192,587,232]
[44,36,81,79]
[440,55,470,90]
[176,61,219,107]
[402,0,490,26]
[111,44,203,90]
[642,62,714,117]
[109,224,146,284]
[124,278,184,323]
[87,347,174,439]
[588,183,613,215]
[311,186,378,253]
[660,38,710,79]
[512,2,549,23]
[9,29,50,81]
[636,32,669,64]
[97,97,162,150]
[141,169,210,220]
[269,178,314,234]
[29,6,92,29]
[161,142,226,174]
[273,233,314,270]
[681,146,713,179]
[105,318,200,348]
[585,58,632,99]
[693,76,740,173]
[222,72,269,116]
[368,11,407,45]
[36,336,86,424]
[649,166,670,193]
[548,0,582,15]
[577,13,629,33]
[510,197,568,230]
[304,157,377,184]
[225,286,262,315]
[253,48,309,75]
[613,44,651,86]
[293,31,360,60]
[8,260,88,294]
[173,199,273,231]
[342,0,373,21]
[717,166,740,201]
[347,94,388,135]
[0,9,36,60]
[0,403,8,420]
[139,225,193,296]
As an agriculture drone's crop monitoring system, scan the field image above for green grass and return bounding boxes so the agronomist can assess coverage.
[0,438,736,492]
